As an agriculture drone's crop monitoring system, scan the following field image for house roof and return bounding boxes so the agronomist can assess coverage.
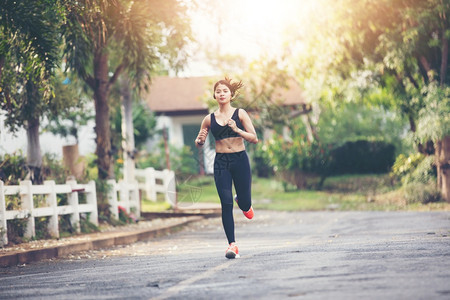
[144,77,211,115]
[143,76,305,115]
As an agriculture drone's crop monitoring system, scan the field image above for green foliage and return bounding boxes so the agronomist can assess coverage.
[80,214,99,234]
[44,73,94,144]
[251,143,274,178]
[404,182,442,204]
[0,151,28,184]
[0,0,64,131]
[415,83,450,143]
[266,134,329,175]
[318,100,408,153]
[62,0,193,180]
[136,140,198,181]
[264,122,330,189]
[391,153,436,185]
[41,153,71,183]
[0,152,69,184]
[409,155,438,184]
[390,152,439,204]
[34,217,51,240]
[0,0,62,76]
[6,218,27,244]
[329,140,396,175]
[391,153,424,180]
[283,0,449,156]
[110,99,157,150]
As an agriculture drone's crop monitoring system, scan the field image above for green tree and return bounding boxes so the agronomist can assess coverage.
[0,0,64,182]
[44,73,94,145]
[281,0,449,200]
[331,0,450,201]
[63,0,192,181]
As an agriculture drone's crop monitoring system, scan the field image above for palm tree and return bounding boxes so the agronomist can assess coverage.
[63,0,191,181]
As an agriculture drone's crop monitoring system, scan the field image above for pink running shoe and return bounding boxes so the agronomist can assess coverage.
[225,243,240,259]
[234,195,254,219]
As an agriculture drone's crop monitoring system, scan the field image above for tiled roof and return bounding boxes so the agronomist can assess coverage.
[143,76,211,113]
[143,76,305,113]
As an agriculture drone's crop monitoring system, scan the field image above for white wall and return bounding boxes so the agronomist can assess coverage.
[0,113,96,158]
[155,114,206,146]
[154,114,213,174]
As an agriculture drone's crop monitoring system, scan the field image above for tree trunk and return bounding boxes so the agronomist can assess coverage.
[435,136,450,203]
[93,51,114,180]
[26,116,43,184]
[120,76,136,183]
[62,144,85,180]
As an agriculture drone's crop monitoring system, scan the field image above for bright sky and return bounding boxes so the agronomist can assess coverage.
[181,0,326,76]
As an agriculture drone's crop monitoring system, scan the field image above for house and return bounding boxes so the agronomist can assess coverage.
[143,76,306,174]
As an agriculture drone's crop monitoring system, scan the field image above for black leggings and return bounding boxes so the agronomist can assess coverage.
[214,151,252,244]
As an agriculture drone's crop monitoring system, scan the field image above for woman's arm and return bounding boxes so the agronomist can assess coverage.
[195,115,211,148]
[230,109,258,144]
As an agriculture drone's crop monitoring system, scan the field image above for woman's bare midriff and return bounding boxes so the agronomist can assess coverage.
[215,137,245,153]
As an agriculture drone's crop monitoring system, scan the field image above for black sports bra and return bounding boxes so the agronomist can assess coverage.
[210,109,245,141]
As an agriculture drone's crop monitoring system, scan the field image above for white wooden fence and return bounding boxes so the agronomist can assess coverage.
[0,180,98,246]
[107,180,140,221]
[134,168,177,207]
[106,168,176,221]
[0,168,176,242]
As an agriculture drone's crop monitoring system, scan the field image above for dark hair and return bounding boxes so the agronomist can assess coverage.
[213,77,243,99]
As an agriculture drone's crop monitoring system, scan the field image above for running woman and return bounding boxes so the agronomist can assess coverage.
[195,77,258,259]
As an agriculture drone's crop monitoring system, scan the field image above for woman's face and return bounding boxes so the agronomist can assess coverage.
[214,84,232,104]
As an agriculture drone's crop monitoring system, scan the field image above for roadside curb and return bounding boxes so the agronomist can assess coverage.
[141,209,221,219]
[0,216,205,268]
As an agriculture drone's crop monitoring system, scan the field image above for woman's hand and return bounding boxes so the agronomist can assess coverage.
[227,119,239,133]
[196,128,208,146]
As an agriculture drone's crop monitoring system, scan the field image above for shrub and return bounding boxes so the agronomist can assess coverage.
[391,152,439,204]
[329,140,396,175]
[265,130,331,189]
[390,153,436,185]
[0,151,28,184]
[251,143,274,178]
[404,182,442,204]
[0,152,70,184]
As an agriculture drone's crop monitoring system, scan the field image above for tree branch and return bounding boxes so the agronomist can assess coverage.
[419,55,432,82]
[289,104,312,118]
[408,113,416,133]
[108,63,125,88]
[406,72,419,90]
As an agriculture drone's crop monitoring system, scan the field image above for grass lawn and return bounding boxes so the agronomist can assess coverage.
[141,174,450,212]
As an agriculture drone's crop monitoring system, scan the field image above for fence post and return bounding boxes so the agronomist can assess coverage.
[145,167,157,201]
[0,181,8,246]
[44,180,59,238]
[20,180,35,239]
[118,180,130,213]
[128,181,140,219]
[86,180,98,226]
[107,179,119,220]
[67,180,81,233]
[164,169,177,207]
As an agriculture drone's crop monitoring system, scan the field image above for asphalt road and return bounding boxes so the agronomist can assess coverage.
[0,210,449,300]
